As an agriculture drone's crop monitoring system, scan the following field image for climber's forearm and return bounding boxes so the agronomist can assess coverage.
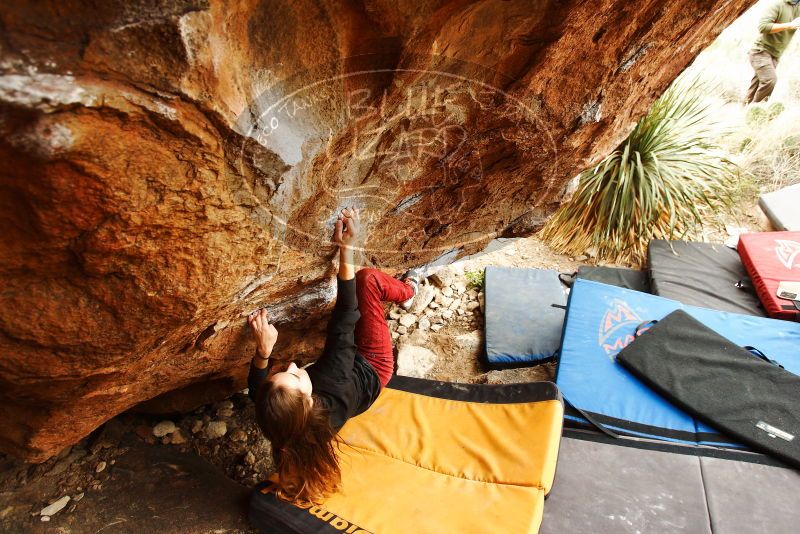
[247,352,270,402]
[338,245,355,281]
[252,346,270,369]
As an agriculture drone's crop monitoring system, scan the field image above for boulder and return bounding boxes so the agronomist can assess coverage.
[408,283,437,314]
[408,329,430,346]
[396,344,438,378]
[152,421,176,438]
[0,0,750,460]
[204,421,227,440]
[435,294,455,307]
[455,331,482,355]
[398,314,417,328]
[40,496,70,517]
[428,269,455,289]
[170,429,187,445]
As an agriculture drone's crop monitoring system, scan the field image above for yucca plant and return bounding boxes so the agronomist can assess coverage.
[541,78,736,266]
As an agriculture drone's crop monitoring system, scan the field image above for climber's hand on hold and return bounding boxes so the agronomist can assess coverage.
[333,207,360,250]
[248,308,278,359]
[333,207,358,281]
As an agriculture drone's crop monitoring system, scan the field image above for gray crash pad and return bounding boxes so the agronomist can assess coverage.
[759,183,800,231]
[484,266,566,365]
[648,239,764,316]
[542,430,800,534]
[701,456,800,534]
[541,432,711,534]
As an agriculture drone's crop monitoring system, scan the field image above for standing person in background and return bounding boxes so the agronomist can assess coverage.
[745,0,800,104]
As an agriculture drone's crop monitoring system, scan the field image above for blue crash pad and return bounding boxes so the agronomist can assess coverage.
[556,279,800,446]
[484,266,566,365]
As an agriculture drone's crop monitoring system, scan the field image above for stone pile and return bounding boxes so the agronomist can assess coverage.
[143,394,272,488]
[387,266,485,379]
[388,269,484,344]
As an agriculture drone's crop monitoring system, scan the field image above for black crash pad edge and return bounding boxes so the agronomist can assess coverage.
[250,483,352,534]
[562,428,791,468]
[563,404,740,446]
[386,375,562,405]
[483,354,559,372]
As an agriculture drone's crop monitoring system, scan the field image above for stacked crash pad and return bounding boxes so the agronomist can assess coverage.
[549,253,800,533]
[555,279,800,445]
[249,376,564,534]
[738,231,800,321]
[484,266,566,365]
[648,239,764,316]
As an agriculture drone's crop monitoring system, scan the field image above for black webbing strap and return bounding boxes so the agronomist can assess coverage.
[576,320,659,438]
[573,320,660,439]
[744,346,785,369]
[563,396,621,440]
[634,319,658,338]
[558,271,578,288]
[735,278,755,293]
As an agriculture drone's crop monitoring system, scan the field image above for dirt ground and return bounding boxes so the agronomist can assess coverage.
[0,197,773,532]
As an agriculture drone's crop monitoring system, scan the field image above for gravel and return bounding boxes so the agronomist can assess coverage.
[40,495,70,516]
[152,421,176,438]
[205,421,227,439]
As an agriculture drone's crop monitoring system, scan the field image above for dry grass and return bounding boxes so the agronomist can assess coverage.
[732,106,800,191]
[682,0,800,197]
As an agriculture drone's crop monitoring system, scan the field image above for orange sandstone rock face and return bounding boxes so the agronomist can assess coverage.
[0,0,748,460]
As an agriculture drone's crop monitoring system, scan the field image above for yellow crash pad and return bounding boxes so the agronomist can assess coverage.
[250,376,564,534]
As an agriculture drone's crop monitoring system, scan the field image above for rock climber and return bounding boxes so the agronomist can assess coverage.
[745,0,800,104]
[245,207,420,503]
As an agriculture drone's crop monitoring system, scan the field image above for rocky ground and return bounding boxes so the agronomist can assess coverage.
[0,206,769,532]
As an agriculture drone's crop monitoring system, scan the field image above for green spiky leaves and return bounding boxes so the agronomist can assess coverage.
[542,79,736,265]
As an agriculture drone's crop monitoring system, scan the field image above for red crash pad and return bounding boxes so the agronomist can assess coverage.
[738,231,800,321]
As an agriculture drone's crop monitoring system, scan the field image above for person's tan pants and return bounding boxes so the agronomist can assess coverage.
[746,49,779,104]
